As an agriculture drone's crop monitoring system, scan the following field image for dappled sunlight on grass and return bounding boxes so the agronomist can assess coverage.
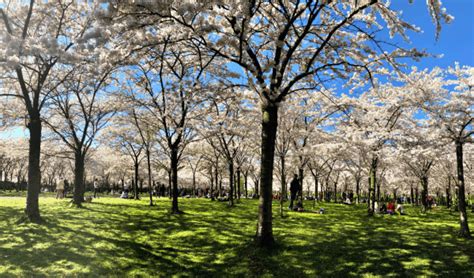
[0,197,472,276]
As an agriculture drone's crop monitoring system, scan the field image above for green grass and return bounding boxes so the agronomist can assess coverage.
[0,196,472,277]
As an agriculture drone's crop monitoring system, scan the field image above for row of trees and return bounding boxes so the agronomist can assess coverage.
[0,1,471,247]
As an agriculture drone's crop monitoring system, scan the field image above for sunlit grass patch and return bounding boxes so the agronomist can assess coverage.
[0,196,472,277]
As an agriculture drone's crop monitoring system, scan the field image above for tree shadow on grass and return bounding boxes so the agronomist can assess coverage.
[0,198,472,277]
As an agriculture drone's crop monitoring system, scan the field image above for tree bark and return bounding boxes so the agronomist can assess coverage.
[368,158,377,216]
[421,176,428,212]
[72,151,85,207]
[236,167,241,200]
[170,148,180,213]
[133,160,140,200]
[228,161,234,206]
[244,171,248,198]
[410,184,414,205]
[256,103,278,247]
[455,142,471,238]
[146,148,153,206]
[298,167,304,204]
[25,116,42,221]
[446,178,451,208]
[355,178,360,204]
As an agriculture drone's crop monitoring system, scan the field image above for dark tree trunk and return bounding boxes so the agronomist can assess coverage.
[228,161,234,206]
[210,166,215,201]
[334,181,338,203]
[236,167,241,200]
[215,166,221,197]
[298,167,304,204]
[456,142,471,238]
[256,103,278,247]
[313,174,318,209]
[280,155,286,201]
[415,187,419,206]
[368,158,377,216]
[410,185,414,205]
[170,148,180,213]
[134,160,139,200]
[421,176,428,212]
[25,116,42,221]
[244,171,248,198]
[446,178,451,208]
[72,151,85,207]
[168,170,172,199]
[146,148,153,206]
[355,178,360,204]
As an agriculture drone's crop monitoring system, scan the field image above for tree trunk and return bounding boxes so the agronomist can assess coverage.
[410,184,414,205]
[146,148,153,206]
[25,116,42,221]
[298,167,304,204]
[334,181,338,203]
[256,103,278,247]
[236,167,241,200]
[170,148,180,213]
[415,187,419,206]
[72,151,85,207]
[368,158,377,216]
[455,142,471,238]
[313,174,318,209]
[244,171,248,198]
[192,171,196,198]
[210,166,215,201]
[280,155,286,201]
[168,170,172,199]
[133,160,140,200]
[356,178,360,204]
[421,176,428,212]
[228,161,234,206]
[446,178,451,208]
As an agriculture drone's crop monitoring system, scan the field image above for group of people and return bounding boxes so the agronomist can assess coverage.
[376,200,405,215]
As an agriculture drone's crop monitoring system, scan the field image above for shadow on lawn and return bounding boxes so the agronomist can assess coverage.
[0,198,472,277]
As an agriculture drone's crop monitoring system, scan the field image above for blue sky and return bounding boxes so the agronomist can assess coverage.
[1,1,473,139]
[389,0,474,68]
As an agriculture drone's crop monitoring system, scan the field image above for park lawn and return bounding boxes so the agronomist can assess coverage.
[0,196,472,277]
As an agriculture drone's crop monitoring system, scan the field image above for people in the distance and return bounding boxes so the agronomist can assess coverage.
[387,200,395,215]
[396,203,406,215]
[56,178,65,199]
[289,174,299,209]
[93,178,100,198]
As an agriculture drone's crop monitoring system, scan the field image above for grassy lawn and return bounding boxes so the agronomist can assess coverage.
[0,195,472,277]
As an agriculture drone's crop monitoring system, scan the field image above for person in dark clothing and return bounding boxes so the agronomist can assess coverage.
[289,174,299,209]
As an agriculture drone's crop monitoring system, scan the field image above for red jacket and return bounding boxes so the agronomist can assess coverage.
[387,202,395,211]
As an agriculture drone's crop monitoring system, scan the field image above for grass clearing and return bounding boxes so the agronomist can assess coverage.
[0,196,472,277]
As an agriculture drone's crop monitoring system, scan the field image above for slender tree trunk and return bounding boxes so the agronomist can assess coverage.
[376,183,381,202]
[134,160,139,200]
[228,161,234,206]
[446,178,451,208]
[313,174,318,209]
[356,178,360,204]
[334,181,338,203]
[456,142,471,238]
[146,148,153,206]
[256,103,278,247]
[244,171,248,198]
[73,151,85,207]
[368,158,377,216]
[192,171,196,198]
[421,176,428,212]
[168,170,172,199]
[210,166,215,201]
[298,167,304,204]
[280,155,286,201]
[170,148,180,213]
[255,179,259,196]
[410,184,414,206]
[415,187,419,206]
[237,167,241,200]
[25,116,42,221]
[215,165,221,197]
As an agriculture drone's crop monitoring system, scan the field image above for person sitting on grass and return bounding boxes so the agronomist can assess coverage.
[387,200,395,215]
[396,203,406,215]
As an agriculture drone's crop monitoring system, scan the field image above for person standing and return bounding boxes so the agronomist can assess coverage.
[289,174,299,209]
[93,178,100,198]
[56,178,65,199]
